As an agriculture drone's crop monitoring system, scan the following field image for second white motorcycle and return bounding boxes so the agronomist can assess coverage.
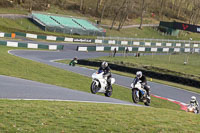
[90,71,115,97]
[131,80,151,106]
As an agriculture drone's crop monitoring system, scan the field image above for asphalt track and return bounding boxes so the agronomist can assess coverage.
[0,40,200,107]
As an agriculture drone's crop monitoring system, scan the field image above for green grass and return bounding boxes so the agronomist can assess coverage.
[0,100,199,133]
[0,17,97,39]
[58,59,200,94]
[0,18,42,32]
[1,7,200,41]
[0,45,180,110]
[0,7,28,14]
[88,53,200,81]
[106,27,200,40]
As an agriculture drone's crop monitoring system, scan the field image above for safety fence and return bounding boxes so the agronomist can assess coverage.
[0,40,64,50]
[77,46,200,53]
[1,32,200,48]
[15,32,200,48]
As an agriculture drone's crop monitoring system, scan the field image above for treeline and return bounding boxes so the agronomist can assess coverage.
[2,0,200,30]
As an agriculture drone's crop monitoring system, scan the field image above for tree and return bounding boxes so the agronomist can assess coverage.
[117,0,133,30]
[80,0,84,11]
[96,0,102,14]
[189,0,200,24]
[99,0,109,23]
[177,0,184,18]
[110,0,127,30]
[159,0,166,18]
[139,0,145,29]
[139,0,153,29]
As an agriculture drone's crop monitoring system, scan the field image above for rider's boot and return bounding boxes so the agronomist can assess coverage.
[147,91,151,100]
[106,82,111,91]
[197,108,199,114]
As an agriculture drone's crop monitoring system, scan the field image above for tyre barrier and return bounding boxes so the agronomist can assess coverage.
[77,59,200,88]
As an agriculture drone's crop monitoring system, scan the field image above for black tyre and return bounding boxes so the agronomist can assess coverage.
[132,89,139,103]
[105,86,113,97]
[144,98,151,106]
[90,81,99,94]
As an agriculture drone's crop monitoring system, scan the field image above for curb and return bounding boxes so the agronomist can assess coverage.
[151,94,188,111]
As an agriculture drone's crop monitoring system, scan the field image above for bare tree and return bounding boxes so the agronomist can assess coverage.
[139,0,148,29]
[99,0,109,23]
[110,0,127,30]
[177,0,184,18]
[80,0,84,11]
[159,0,166,18]
[117,0,133,30]
[189,0,200,24]
[96,0,102,14]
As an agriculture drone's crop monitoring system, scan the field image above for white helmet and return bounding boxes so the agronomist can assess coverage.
[101,61,108,69]
[136,71,142,78]
[191,96,196,101]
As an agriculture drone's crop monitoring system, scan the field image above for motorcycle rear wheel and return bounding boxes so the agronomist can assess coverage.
[90,81,99,94]
[132,89,139,103]
[105,86,113,97]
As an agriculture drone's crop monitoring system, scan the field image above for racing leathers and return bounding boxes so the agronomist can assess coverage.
[98,66,112,89]
[190,100,199,113]
[132,75,150,97]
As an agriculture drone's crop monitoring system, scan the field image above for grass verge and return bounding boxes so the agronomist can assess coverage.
[0,100,199,133]
[87,53,200,81]
[1,14,200,41]
[0,18,96,39]
[0,45,180,110]
[58,58,200,94]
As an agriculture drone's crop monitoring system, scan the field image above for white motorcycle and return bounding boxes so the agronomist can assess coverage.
[90,71,115,97]
[131,80,151,106]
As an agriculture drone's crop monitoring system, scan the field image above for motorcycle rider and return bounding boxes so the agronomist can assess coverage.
[98,61,112,91]
[132,71,150,99]
[190,96,199,113]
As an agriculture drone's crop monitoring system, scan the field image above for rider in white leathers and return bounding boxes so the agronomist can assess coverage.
[132,71,150,99]
[190,96,199,113]
[98,61,112,91]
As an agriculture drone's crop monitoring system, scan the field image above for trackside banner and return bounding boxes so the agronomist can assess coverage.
[73,38,93,43]
[160,21,200,33]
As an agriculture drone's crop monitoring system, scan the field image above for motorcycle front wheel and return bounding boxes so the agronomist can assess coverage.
[90,81,99,94]
[132,89,139,103]
[105,86,113,97]
[144,98,150,106]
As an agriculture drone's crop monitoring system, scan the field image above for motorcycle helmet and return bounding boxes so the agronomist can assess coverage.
[136,71,142,78]
[191,96,196,101]
[101,61,108,69]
